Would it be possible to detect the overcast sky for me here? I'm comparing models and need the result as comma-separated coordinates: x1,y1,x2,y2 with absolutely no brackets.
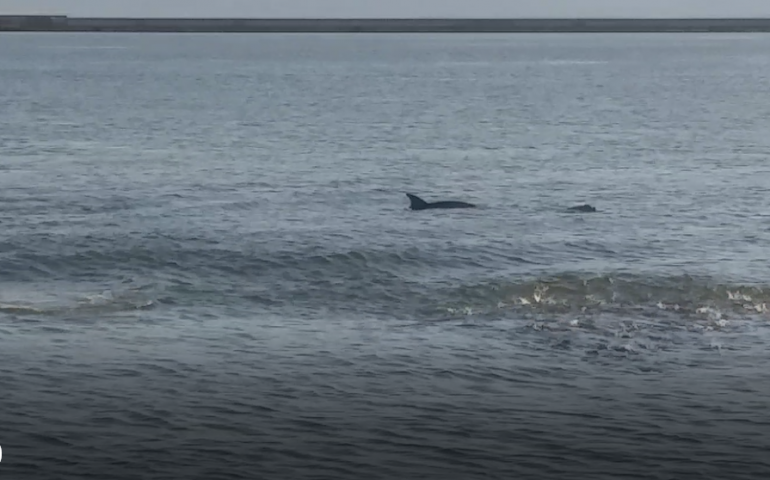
3,0,770,18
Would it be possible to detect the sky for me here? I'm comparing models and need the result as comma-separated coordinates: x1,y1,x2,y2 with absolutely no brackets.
3,0,770,19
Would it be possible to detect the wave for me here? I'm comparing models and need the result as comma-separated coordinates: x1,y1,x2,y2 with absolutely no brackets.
0,234,535,284
1,235,768,323
0,284,158,318
2,260,768,330
434,272,770,323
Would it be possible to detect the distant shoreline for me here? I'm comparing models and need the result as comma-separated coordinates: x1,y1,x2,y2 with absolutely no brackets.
4,16,770,33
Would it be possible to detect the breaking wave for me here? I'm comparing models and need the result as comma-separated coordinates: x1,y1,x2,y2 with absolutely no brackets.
437,273,770,319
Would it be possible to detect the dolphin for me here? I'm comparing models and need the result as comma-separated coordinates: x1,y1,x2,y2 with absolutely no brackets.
567,204,597,213
406,193,476,211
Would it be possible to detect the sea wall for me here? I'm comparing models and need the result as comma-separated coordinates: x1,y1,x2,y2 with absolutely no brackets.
4,16,770,33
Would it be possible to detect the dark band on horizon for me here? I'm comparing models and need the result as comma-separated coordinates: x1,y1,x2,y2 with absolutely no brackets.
4,15,770,33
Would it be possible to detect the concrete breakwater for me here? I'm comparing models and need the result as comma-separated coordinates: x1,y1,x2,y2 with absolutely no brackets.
4,15,770,33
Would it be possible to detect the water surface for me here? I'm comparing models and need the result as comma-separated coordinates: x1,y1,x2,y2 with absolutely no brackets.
1,32,770,479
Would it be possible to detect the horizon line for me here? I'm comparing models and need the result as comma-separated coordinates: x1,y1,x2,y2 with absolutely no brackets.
6,16,770,34
5,15,770,20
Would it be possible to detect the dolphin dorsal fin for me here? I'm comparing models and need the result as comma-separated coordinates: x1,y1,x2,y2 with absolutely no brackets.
406,193,428,209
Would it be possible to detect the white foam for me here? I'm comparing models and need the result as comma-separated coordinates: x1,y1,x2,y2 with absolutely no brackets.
0,303,46,314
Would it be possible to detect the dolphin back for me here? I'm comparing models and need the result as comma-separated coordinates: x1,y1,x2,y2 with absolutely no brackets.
567,204,597,213
406,193,477,210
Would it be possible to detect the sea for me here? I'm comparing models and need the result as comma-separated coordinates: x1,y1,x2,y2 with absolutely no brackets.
1,31,770,480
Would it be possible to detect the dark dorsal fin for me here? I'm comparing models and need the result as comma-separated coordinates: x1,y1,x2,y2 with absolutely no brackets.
406,193,429,210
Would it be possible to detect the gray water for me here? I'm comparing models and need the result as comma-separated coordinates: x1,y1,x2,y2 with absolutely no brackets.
1,32,770,480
